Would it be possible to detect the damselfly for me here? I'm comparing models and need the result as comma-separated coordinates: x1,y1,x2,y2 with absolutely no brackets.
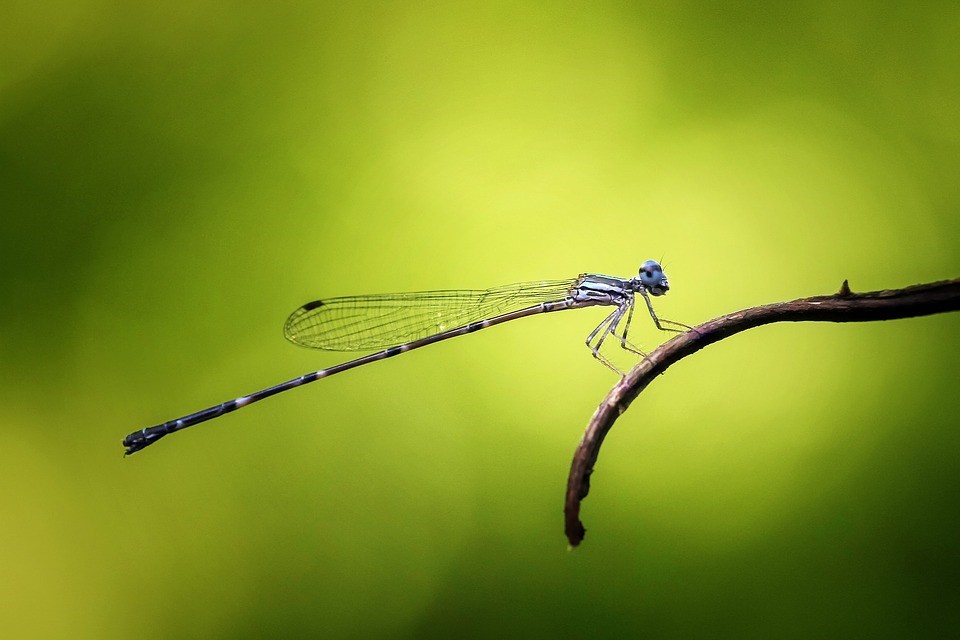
122,260,685,455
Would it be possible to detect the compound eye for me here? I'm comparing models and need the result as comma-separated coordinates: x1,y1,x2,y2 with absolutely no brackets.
640,260,662,277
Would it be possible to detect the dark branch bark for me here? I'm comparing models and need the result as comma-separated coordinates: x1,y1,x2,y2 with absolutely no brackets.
564,277,960,547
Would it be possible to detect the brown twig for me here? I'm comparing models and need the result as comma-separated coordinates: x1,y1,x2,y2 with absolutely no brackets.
564,277,960,547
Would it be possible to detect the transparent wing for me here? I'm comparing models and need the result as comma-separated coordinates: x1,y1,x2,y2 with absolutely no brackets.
284,279,578,351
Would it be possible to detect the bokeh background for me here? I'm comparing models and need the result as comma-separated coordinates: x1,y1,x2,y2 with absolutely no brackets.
2,2,959,638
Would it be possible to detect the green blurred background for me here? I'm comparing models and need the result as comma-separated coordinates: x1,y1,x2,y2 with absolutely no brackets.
2,1,959,638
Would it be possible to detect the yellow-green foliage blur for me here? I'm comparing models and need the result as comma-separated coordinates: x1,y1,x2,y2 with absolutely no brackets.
1,2,958,638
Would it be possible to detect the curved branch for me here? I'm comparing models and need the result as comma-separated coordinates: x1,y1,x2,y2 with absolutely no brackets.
564,277,960,547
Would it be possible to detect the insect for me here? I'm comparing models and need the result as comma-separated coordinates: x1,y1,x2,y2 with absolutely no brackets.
122,260,684,455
